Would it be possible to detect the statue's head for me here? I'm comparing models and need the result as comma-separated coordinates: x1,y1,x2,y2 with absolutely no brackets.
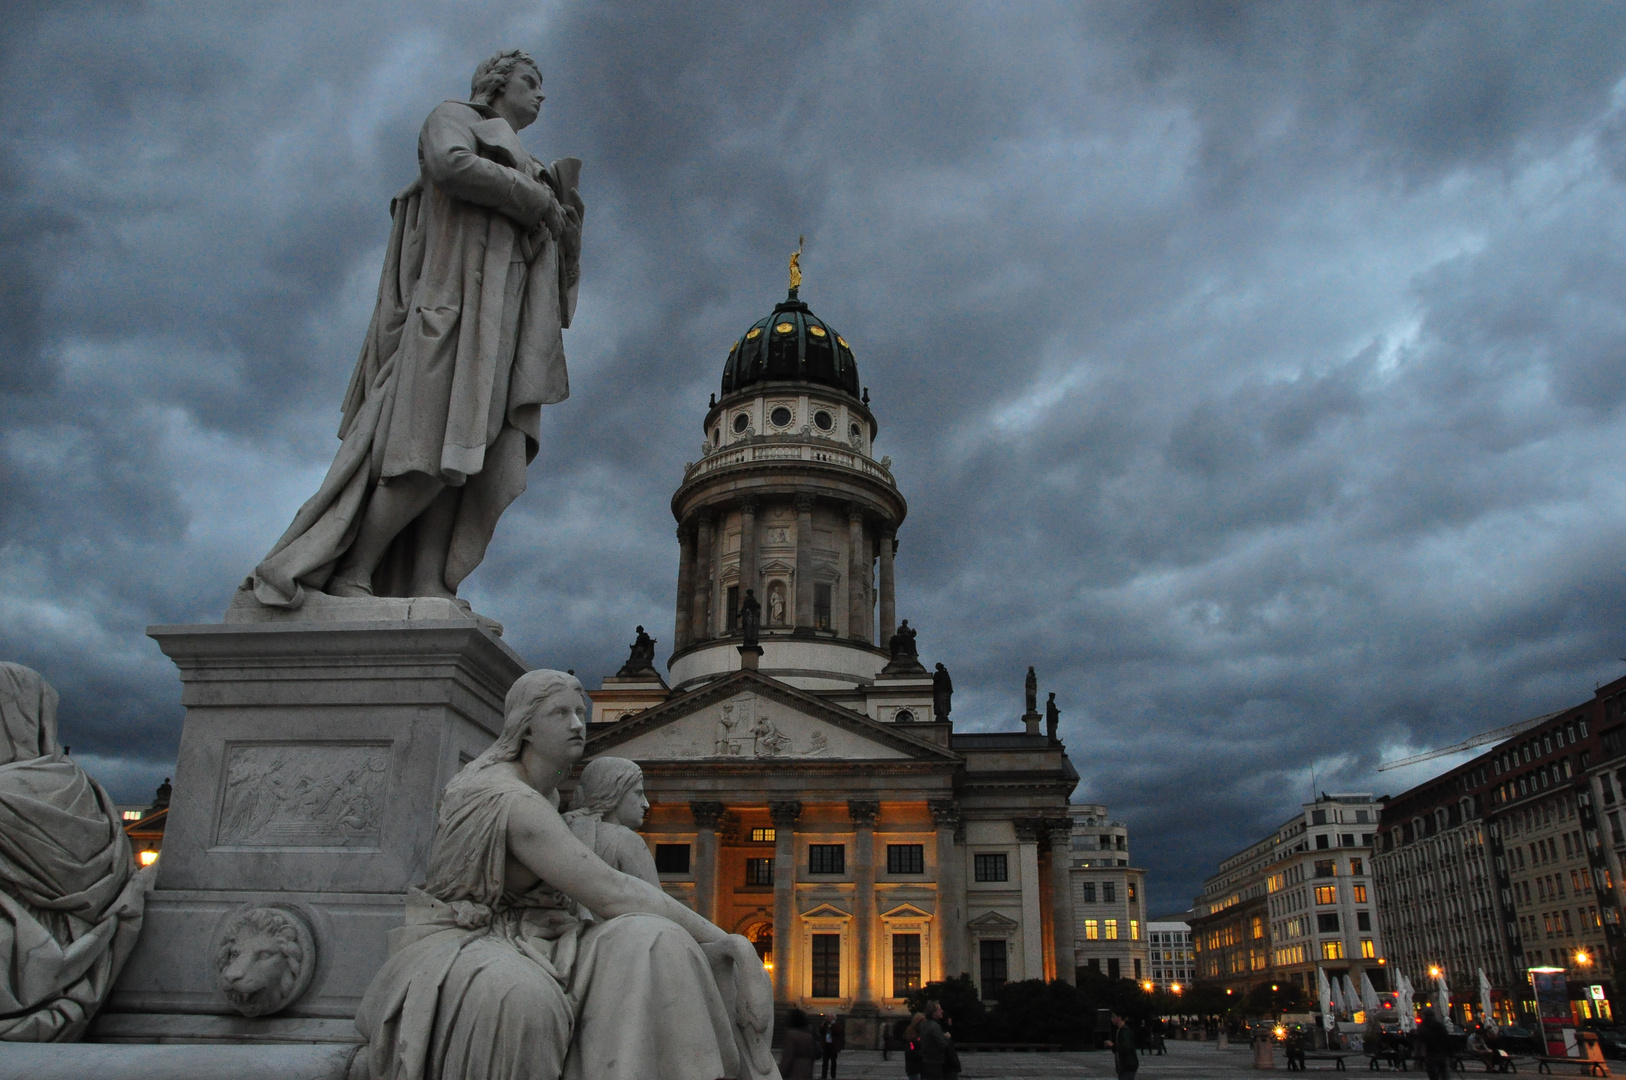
484,668,588,764
215,906,315,1017
569,756,648,827
470,49,544,129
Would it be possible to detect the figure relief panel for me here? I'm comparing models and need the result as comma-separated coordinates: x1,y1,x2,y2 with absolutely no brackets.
214,741,390,849
611,695,910,762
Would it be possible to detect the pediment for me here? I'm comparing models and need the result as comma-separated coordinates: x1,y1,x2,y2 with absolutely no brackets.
588,670,958,764
881,903,933,920
803,902,851,920
967,911,1020,930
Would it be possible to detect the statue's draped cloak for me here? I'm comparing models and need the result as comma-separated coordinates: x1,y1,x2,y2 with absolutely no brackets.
253,100,580,607
0,664,150,1041
354,765,743,1080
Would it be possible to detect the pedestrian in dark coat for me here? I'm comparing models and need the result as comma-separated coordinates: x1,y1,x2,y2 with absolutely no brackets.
903,1013,925,1080
1105,1011,1139,1080
780,1009,818,1080
818,1014,845,1078
1419,1013,1453,1080
919,1002,949,1080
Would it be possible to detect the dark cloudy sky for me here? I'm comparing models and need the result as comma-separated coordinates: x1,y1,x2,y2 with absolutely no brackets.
6,1,1626,914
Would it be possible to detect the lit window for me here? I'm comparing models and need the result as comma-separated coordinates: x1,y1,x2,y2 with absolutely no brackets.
1130,919,1140,940
137,850,158,866
1315,885,1337,905
1360,939,1376,958
1321,941,1344,960
1105,919,1119,940
750,827,775,842
122,810,144,822
1353,884,1367,903
1085,919,1100,940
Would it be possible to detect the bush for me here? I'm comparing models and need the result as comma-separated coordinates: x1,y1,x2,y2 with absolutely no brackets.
904,975,987,1042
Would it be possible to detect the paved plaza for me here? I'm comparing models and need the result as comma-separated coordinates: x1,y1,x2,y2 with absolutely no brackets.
815,1041,1317,1079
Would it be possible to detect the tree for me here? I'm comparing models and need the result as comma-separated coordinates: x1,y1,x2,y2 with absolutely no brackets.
904,975,987,1042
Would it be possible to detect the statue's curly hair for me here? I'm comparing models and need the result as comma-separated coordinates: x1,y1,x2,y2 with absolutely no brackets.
470,49,540,106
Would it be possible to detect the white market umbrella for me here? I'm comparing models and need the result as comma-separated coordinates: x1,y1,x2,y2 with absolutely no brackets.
1343,974,1362,1019
1434,970,1451,1024
1360,970,1382,1017
1478,969,1497,1033
1396,973,1416,1031
1318,967,1337,1030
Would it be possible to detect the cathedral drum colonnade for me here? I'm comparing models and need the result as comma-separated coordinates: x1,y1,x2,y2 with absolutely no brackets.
587,274,1082,1047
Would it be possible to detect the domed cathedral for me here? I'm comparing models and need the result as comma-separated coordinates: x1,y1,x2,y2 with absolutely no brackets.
585,266,1087,1046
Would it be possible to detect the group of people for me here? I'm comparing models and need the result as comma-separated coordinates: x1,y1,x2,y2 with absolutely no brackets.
776,1011,847,1079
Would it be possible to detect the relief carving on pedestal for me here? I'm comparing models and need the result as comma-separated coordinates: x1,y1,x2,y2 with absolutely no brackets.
215,742,389,848
214,904,317,1017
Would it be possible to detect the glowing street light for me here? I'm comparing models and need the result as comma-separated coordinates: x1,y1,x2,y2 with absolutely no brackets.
1577,949,1592,967
1171,983,1183,994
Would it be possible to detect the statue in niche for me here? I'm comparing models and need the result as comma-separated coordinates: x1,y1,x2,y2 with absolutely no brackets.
933,662,953,723
250,49,585,610
0,663,153,1040
1045,691,1060,744
1024,665,1038,715
616,625,658,677
563,757,659,887
740,588,761,646
880,619,925,674
767,585,786,627
354,670,774,1080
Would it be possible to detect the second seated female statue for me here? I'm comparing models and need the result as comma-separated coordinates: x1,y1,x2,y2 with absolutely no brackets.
353,670,776,1080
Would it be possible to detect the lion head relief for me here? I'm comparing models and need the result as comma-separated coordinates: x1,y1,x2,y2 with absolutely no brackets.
214,905,316,1017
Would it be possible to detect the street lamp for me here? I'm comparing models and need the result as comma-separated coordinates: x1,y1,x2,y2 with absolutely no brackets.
1171,983,1183,994
1577,949,1592,968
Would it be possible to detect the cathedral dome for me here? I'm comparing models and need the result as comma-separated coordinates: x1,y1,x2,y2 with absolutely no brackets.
720,290,860,399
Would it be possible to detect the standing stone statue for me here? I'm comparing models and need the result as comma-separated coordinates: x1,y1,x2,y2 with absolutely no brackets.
740,589,761,647
932,662,953,723
0,663,153,1040
354,671,774,1080
1045,691,1060,744
251,49,585,609
616,626,658,677
1024,665,1038,715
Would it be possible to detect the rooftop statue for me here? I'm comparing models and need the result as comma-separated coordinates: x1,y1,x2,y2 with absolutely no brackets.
616,626,658,678
1045,691,1060,744
0,663,152,1040
354,670,774,1080
881,619,926,675
932,662,953,722
251,49,584,609
740,589,762,647
1024,665,1038,715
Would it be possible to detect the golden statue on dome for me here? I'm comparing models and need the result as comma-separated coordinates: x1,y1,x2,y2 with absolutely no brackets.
788,235,804,293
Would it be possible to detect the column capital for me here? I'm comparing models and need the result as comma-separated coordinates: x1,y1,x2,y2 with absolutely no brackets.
769,800,802,828
846,502,867,523
1014,817,1046,844
738,497,759,515
879,522,897,540
690,800,726,829
928,799,960,829
847,799,880,828
794,493,816,512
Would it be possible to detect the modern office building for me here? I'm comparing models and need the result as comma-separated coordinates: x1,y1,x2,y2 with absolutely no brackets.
1147,917,1195,990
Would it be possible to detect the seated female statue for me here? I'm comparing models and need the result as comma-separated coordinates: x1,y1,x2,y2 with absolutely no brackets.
354,669,774,1080
562,756,660,886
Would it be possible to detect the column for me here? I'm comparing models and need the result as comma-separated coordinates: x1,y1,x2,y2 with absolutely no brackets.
794,494,815,634
691,800,724,923
929,799,964,980
770,800,802,1003
1046,816,1077,984
849,799,880,1010
847,505,868,642
877,526,897,643
1015,818,1044,981
738,499,759,626
673,524,695,651
690,514,713,640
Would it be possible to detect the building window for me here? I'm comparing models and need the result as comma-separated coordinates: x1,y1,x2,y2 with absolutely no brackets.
974,853,1008,882
1108,958,1121,979
1134,958,1142,979
811,934,841,997
1130,919,1140,940
1314,860,1336,878
1353,884,1367,903
1314,885,1337,905
1317,913,1340,933
1356,911,1371,931
809,844,845,875
654,844,691,873
1340,833,1355,846
1104,882,1117,903
1082,882,1096,903
1128,882,1137,902
1350,858,1364,875
1105,919,1119,940
1316,834,1330,849
751,827,776,843
726,585,740,633
1360,939,1376,958
745,858,774,886
979,940,1007,999
892,933,921,995
813,583,832,630
1085,919,1100,940
887,844,924,875
1322,941,1344,960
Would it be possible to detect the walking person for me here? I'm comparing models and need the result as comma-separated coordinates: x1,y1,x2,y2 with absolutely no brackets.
1105,1011,1140,1080
903,1013,925,1080
919,1001,949,1080
1418,1012,1453,1080
780,1009,818,1080
818,1013,845,1078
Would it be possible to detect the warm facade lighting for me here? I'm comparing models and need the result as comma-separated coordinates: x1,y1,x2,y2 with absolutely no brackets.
137,850,158,867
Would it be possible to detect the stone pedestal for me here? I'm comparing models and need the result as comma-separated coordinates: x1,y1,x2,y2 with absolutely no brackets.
105,617,526,1027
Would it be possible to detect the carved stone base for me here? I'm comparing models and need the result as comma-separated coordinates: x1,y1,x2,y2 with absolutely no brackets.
107,619,526,1020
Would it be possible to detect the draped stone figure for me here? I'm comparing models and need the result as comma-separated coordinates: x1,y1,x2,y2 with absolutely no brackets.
562,757,659,887
353,670,776,1080
0,663,152,1041
251,49,584,609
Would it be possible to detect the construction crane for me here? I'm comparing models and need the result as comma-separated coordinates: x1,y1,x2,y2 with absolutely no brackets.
1374,708,1566,772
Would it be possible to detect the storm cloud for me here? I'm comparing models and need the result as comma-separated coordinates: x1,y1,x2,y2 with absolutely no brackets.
4,1,1626,913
